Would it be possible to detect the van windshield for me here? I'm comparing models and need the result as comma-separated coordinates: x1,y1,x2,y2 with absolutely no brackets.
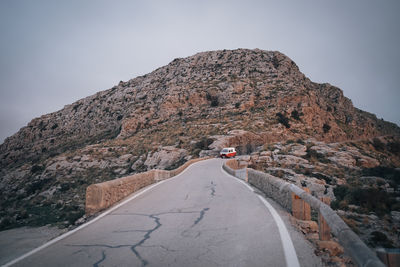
221,148,228,152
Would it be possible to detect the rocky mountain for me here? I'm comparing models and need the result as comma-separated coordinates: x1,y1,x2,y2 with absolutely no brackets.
1,48,399,230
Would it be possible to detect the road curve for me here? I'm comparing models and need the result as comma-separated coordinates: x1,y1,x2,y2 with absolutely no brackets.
9,158,318,267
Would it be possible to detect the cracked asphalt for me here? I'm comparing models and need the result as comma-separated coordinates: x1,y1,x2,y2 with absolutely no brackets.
11,159,321,267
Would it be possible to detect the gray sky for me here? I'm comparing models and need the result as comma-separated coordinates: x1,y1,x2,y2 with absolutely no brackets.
1,0,399,143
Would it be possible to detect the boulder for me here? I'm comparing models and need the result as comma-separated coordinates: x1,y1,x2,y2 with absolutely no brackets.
317,240,344,257
260,151,272,157
295,219,319,234
310,145,336,156
328,152,357,168
391,211,400,224
273,155,309,166
356,156,380,168
289,144,307,157
199,150,218,158
144,146,188,170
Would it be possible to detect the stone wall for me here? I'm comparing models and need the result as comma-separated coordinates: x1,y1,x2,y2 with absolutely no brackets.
247,168,292,211
225,159,240,170
86,157,208,215
169,157,209,177
223,159,248,180
222,162,236,177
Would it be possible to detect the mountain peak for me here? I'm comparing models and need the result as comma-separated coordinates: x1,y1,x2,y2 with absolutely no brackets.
1,49,398,170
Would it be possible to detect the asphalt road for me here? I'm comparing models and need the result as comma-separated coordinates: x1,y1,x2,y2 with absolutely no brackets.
7,158,321,267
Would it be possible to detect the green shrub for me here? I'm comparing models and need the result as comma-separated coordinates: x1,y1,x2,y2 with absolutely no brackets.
369,231,394,248
388,141,400,154
323,123,331,133
333,185,395,216
331,200,340,210
333,185,349,200
372,138,385,151
60,183,70,192
64,210,85,224
206,93,219,107
276,112,290,128
31,165,45,174
194,138,214,150
0,216,14,230
296,139,305,145
304,147,330,163
26,178,52,195
210,97,219,107
312,172,333,184
272,55,280,69
362,167,400,186
291,110,301,121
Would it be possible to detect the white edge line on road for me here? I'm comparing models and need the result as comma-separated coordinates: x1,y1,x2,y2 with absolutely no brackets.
257,196,300,267
221,165,300,267
236,178,254,192
220,165,254,192
3,158,211,267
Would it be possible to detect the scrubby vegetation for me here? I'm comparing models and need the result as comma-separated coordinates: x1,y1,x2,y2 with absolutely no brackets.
331,185,397,216
276,112,290,128
291,110,302,121
323,123,331,133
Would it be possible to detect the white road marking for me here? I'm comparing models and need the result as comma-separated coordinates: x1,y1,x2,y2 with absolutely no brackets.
220,165,253,191
235,177,254,192
258,196,300,267
3,159,211,267
221,165,300,267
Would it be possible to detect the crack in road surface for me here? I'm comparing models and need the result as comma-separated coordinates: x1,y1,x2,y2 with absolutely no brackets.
181,207,210,239
66,244,133,267
66,208,210,266
130,214,161,266
207,181,216,197
93,251,106,267
193,208,210,226
211,181,216,197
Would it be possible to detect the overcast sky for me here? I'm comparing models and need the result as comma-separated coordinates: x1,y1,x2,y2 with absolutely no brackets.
1,0,399,144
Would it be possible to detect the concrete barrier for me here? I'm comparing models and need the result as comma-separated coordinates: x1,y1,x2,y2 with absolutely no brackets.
86,157,209,215
223,161,385,267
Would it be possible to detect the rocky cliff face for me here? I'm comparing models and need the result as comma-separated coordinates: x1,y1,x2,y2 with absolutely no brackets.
0,48,399,230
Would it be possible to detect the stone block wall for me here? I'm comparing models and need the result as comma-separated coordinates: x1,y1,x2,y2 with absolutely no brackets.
86,157,209,215
225,159,240,170
247,168,292,211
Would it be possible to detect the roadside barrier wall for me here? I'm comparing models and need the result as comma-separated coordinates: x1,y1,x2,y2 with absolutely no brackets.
85,157,209,215
223,159,385,267
222,159,248,181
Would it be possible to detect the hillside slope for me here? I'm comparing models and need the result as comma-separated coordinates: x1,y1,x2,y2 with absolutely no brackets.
0,49,399,230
